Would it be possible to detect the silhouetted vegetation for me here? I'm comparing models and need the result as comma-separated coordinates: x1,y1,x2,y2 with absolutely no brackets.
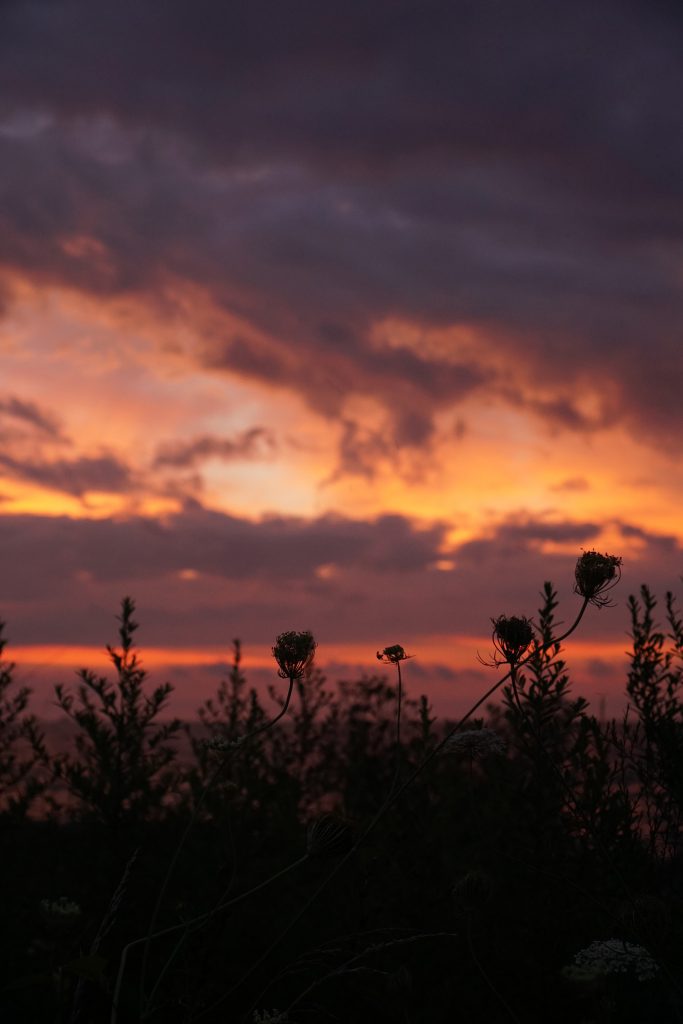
2,562,683,1023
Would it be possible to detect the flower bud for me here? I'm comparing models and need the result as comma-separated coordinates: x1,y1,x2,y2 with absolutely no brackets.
272,631,316,679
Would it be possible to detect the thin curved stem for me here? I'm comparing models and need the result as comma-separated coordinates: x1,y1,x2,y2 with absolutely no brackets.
112,853,308,1024
142,853,308,1020
133,676,296,1019
388,660,404,796
280,931,459,1023
465,914,522,1024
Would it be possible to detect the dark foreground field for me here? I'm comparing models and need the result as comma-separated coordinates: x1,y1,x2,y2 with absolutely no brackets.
2,571,683,1023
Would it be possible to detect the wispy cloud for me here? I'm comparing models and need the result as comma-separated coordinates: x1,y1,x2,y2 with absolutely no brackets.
152,427,277,469
0,452,135,497
0,395,65,438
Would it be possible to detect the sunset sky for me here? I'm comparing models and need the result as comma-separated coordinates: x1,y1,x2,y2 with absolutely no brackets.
1,0,681,720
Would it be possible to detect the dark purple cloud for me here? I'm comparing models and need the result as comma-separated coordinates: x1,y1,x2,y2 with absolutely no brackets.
2,0,682,186
455,519,603,562
0,452,134,496
0,395,64,438
0,503,679,648
152,427,277,469
0,502,448,592
0,0,682,451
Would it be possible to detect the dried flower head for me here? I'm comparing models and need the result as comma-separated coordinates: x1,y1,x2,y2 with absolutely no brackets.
203,736,243,753
376,644,411,664
574,550,622,607
40,896,82,937
40,897,81,919
489,615,534,666
442,728,506,759
252,1011,288,1024
306,813,354,859
272,630,316,679
572,938,659,982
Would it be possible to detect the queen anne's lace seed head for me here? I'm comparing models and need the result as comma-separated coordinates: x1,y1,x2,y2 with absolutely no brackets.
376,644,412,663
572,938,659,982
40,897,81,919
574,550,622,607
203,736,243,753
272,631,316,679
40,897,82,936
442,728,506,759
491,615,534,665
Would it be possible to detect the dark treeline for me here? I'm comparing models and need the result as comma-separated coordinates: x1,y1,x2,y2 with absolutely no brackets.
1,568,683,1023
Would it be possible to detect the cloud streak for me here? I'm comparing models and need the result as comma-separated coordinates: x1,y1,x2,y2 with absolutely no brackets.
152,427,277,469
0,503,678,647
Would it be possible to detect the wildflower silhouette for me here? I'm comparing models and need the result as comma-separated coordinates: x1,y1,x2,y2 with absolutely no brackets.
574,549,622,607
273,630,317,680
376,644,411,664
377,643,412,791
490,615,535,666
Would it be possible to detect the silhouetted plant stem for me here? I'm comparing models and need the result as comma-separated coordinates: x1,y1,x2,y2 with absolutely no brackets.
390,658,403,794
112,851,308,1024
144,855,308,1022
376,646,410,796
137,675,297,1019
189,599,591,1021
279,931,459,1023
465,913,522,1024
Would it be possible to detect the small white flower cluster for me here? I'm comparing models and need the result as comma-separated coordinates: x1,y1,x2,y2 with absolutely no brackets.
573,939,659,982
203,736,242,752
252,1011,287,1023
442,728,506,758
40,896,81,918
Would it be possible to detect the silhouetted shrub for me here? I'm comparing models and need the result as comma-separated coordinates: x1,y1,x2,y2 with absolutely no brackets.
0,619,46,817
51,597,182,828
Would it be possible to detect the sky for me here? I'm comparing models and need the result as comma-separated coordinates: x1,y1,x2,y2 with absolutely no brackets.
0,0,681,721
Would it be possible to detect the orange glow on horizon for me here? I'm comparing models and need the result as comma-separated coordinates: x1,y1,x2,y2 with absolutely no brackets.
11,636,630,672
